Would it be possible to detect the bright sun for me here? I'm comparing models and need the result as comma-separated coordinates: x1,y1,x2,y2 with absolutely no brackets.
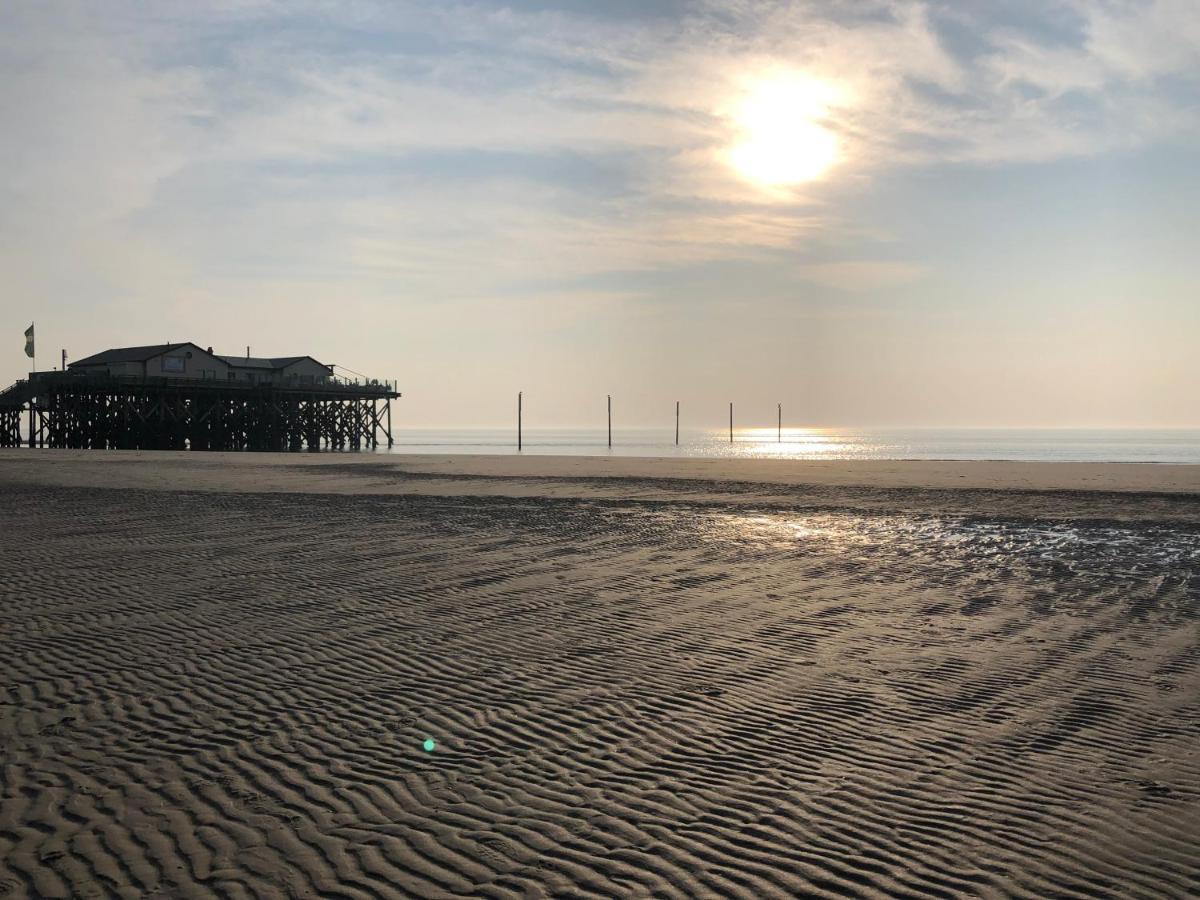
728,73,840,187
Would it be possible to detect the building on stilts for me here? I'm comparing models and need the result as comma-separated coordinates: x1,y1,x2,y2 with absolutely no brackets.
0,342,398,451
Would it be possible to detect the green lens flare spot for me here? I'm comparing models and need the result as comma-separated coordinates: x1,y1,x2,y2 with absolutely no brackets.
422,738,436,753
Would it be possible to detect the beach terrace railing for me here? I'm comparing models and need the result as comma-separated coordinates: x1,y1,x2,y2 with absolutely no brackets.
23,370,399,396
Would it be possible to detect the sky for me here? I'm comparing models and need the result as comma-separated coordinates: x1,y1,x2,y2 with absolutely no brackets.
1,0,1198,428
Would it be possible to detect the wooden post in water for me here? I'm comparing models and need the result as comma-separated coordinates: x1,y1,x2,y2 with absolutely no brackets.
729,402,733,443
778,402,782,442
518,391,523,451
675,401,679,446
607,394,612,448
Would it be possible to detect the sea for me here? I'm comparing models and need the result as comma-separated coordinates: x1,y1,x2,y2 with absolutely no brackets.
381,427,1200,464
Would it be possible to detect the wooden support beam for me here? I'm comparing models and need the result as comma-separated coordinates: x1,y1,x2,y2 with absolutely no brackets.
4,376,399,454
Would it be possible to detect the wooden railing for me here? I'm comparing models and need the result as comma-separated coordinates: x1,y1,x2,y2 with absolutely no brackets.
25,371,399,396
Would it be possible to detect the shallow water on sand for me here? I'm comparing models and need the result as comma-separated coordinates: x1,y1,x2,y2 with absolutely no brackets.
711,509,1200,583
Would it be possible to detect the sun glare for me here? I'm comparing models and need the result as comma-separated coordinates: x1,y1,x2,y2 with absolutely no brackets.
728,73,840,188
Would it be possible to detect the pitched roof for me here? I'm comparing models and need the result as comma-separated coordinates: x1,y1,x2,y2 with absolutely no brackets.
69,344,328,371
217,355,317,370
71,343,191,367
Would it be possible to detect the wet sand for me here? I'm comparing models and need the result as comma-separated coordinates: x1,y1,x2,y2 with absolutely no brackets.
2,449,1200,523
1,451,1199,897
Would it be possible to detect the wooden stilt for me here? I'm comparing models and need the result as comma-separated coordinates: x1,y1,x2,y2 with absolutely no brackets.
1,373,399,453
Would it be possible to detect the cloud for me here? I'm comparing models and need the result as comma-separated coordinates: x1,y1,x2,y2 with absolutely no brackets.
0,17,201,230
0,0,1196,320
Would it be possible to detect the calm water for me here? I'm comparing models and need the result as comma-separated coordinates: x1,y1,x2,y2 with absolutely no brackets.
384,427,1200,463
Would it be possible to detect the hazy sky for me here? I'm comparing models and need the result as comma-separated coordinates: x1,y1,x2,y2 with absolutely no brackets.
2,0,1197,428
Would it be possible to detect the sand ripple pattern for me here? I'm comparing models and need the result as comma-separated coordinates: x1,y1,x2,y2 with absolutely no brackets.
1,486,1199,898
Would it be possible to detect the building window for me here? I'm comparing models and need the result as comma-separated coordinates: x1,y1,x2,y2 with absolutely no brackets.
162,357,185,373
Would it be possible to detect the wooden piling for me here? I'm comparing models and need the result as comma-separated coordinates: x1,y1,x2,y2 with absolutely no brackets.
0,373,398,452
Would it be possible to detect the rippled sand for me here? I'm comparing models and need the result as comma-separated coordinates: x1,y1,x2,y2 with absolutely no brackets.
1,453,1198,898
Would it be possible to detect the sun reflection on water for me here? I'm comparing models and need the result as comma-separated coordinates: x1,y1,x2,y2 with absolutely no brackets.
715,427,874,459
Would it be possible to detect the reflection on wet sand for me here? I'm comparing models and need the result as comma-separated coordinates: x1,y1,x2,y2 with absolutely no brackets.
712,508,1200,588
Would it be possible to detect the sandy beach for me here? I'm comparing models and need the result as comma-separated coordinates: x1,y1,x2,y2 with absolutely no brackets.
2,450,1198,898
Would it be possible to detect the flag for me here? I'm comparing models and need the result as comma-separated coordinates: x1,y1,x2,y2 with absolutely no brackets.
24,323,34,359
